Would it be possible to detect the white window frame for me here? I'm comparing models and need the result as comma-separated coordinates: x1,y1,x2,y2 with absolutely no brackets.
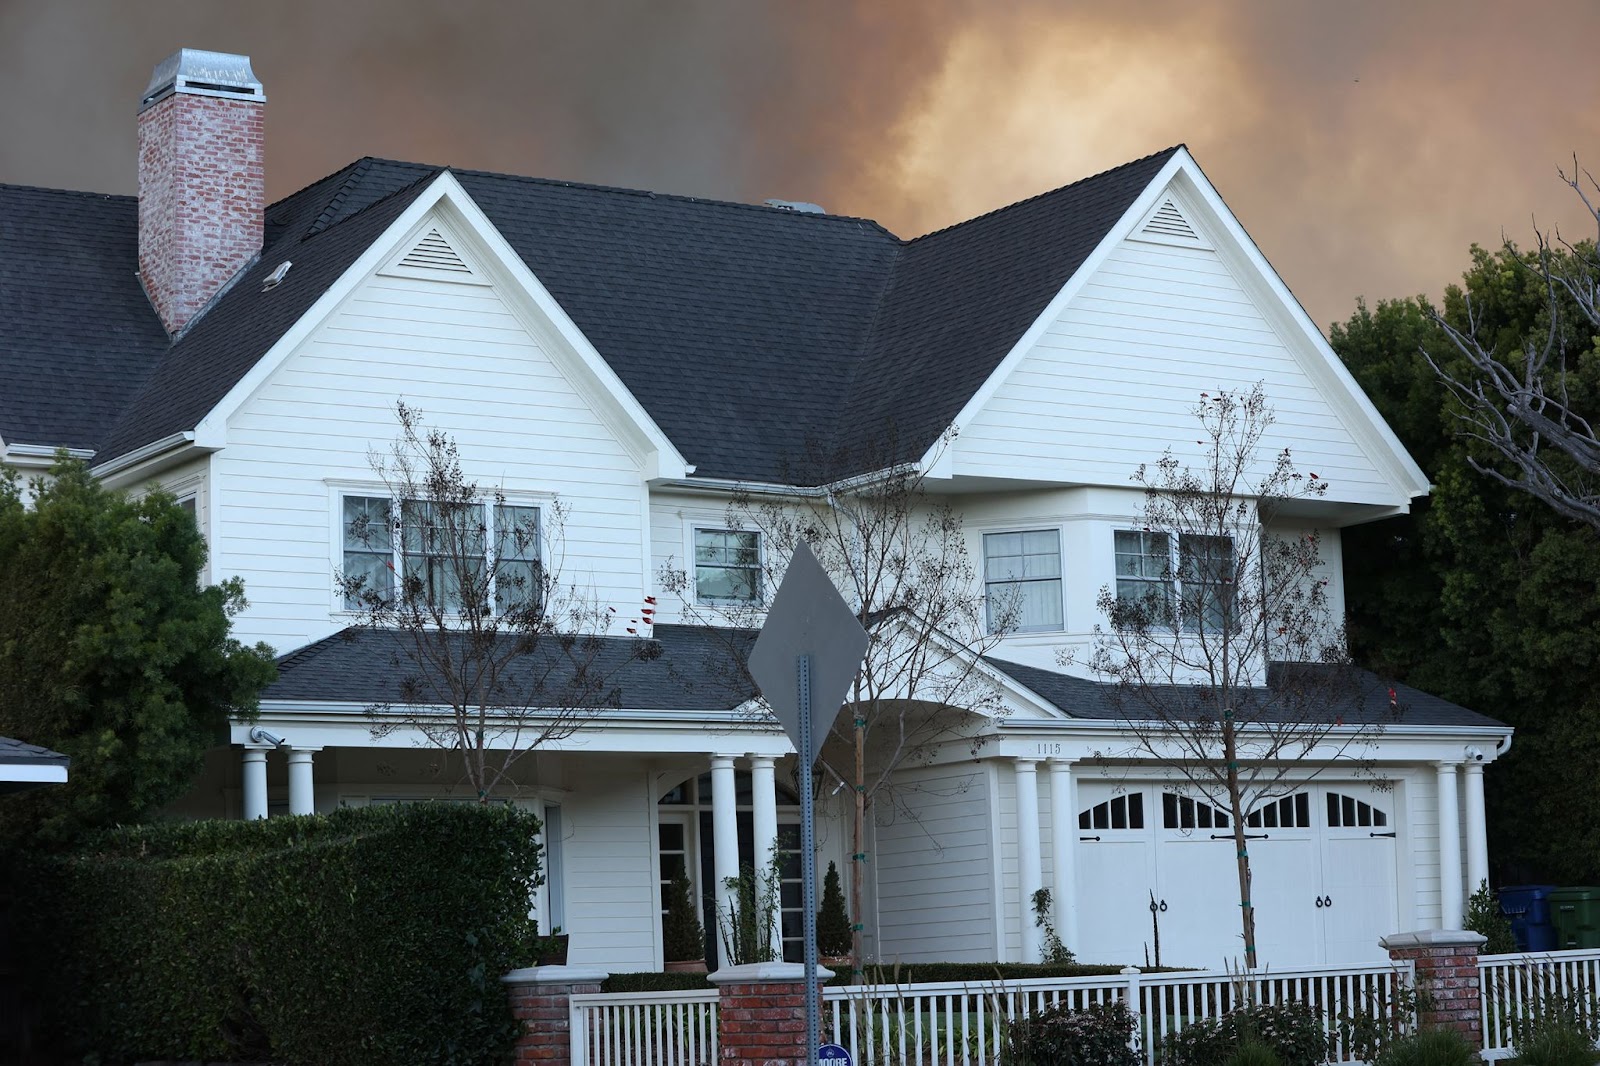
691,526,764,607
1111,529,1236,634
981,526,1065,634
328,482,550,617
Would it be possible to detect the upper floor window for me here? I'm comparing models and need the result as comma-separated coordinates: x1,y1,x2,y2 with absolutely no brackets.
694,528,762,605
1112,530,1235,633
983,529,1062,633
342,494,540,614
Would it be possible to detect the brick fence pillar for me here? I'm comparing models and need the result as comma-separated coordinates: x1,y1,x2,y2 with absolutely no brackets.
1381,930,1487,1044
502,964,608,1066
710,962,834,1066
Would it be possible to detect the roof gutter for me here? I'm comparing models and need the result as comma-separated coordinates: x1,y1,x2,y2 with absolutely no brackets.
1,443,96,468
89,432,195,480
657,461,924,500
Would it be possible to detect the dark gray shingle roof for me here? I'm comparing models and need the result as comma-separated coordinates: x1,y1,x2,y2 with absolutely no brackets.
983,656,1507,729
0,735,70,767
0,185,170,450
4,147,1180,480
264,624,757,713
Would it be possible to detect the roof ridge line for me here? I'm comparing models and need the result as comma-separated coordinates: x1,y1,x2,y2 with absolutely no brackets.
0,181,135,201
905,144,1185,246
350,155,902,237
295,167,441,244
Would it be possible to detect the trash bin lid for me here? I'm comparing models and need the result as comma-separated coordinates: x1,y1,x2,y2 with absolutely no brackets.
1548,887,1600,901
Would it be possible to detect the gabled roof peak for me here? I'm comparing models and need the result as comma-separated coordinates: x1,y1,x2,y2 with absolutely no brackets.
907,144,1186,246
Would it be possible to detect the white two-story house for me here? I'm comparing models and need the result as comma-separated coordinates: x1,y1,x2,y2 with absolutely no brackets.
0,49,1510,974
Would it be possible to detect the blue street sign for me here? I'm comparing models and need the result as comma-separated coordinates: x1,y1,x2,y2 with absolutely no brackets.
818,1044,852,1066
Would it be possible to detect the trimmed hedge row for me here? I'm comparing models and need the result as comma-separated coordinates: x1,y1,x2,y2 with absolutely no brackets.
16,803,542,1065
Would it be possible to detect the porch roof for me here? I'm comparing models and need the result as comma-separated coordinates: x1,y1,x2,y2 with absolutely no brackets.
264,624,758,712
983,657,1507,730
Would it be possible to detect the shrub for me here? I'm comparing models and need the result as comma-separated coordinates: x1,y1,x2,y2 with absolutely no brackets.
1160,1002,1329,1066
1466,880,1517,955
1225,1038,1284,1066
16,803,541,1065
1005,999,1140,1066
1510,1021,1600,1066
818,860,852,958
1373,1028,1482,1066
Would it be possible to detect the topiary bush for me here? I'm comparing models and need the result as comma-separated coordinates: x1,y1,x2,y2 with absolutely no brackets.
16,802,542,1065
817,860,852,959
1373,1027,1482,1066
1160,1002,1330,1066
662,867,705,963
1005,999,1140,1066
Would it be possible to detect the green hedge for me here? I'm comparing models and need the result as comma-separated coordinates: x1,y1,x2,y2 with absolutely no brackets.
16,803,542,1065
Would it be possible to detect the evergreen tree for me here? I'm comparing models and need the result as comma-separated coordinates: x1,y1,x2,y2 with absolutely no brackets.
817,860,851,959
0,460,276,847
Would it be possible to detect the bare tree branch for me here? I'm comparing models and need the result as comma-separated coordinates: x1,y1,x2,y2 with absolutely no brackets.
337,401,659,802
1076,385,1394,969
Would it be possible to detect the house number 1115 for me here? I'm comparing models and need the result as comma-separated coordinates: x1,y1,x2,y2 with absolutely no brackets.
1035,743,1063,756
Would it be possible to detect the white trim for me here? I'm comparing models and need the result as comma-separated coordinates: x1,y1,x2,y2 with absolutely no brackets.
978,523,1067,635
686,521,765,609
0,763,69,784
89,432,194,480
189,172,689,478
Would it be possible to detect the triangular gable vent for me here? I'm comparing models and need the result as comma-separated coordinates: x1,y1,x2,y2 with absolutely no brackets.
400,229,471,272
1133,199,1208,248
380,227,487,284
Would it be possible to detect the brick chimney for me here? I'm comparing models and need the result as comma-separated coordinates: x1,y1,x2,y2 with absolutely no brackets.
138,48,265,335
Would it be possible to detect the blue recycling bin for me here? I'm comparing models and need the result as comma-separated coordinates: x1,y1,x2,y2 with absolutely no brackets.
1499,884,1559,951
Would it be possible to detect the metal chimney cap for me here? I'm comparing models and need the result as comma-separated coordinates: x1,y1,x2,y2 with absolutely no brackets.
141,48,264,112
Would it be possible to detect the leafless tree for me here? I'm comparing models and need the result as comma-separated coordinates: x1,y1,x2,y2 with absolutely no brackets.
1079,386,1393,969
1428,159,1600,530
339,402,659,801
661,428,1010,977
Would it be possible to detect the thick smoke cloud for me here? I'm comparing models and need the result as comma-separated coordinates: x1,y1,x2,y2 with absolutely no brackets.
0,0,1596,328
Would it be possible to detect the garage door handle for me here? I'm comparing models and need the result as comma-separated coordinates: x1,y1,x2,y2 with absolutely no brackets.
1370,831,1396,838
1149,899,1168,913
1315,895,1332,908
1212,833,1269,840
1080,835,1101,842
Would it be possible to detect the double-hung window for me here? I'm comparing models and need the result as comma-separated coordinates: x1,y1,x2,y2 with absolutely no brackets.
983,529,1063,633
694,528,762,605
1112,530,1235,632
341,494,540,615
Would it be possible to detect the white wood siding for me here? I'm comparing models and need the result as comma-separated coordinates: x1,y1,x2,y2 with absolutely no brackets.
873,765,997,963
214,269,646,654
954,240,1400,506
559,762,660,970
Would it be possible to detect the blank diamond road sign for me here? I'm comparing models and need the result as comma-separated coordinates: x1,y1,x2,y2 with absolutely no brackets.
747,541,869,766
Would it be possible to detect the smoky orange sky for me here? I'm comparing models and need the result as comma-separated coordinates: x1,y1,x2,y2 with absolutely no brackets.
1,0,1596,331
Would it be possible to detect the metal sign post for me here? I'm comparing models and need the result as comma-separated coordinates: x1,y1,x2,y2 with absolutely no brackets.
747,543,870,1066
797,654,819,1064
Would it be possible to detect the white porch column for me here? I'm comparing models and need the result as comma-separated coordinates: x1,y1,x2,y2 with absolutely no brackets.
286,747,319,816
1015,758,1043,963
1048,758,1078,952
241,745,269,821
1437,761,1464,929
1463,761,1489,899
749,754,782,960
710,754,741,967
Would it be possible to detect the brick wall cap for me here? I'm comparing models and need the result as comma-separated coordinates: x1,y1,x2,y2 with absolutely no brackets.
709,962,833,986
1381,930,1488,950
503,964,611,986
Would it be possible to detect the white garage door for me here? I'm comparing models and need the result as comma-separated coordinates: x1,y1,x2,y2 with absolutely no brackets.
1073,784,1396,969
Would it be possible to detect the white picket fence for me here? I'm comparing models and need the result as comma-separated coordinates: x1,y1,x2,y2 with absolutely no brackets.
1479,947,1600,1060
568,962,1413,1066
570,987,719,1066
823,963,1411,1066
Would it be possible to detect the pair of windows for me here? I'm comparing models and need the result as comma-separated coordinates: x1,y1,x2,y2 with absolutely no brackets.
1113,530,1235,633
341,495,540,614
982,528,1236,634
